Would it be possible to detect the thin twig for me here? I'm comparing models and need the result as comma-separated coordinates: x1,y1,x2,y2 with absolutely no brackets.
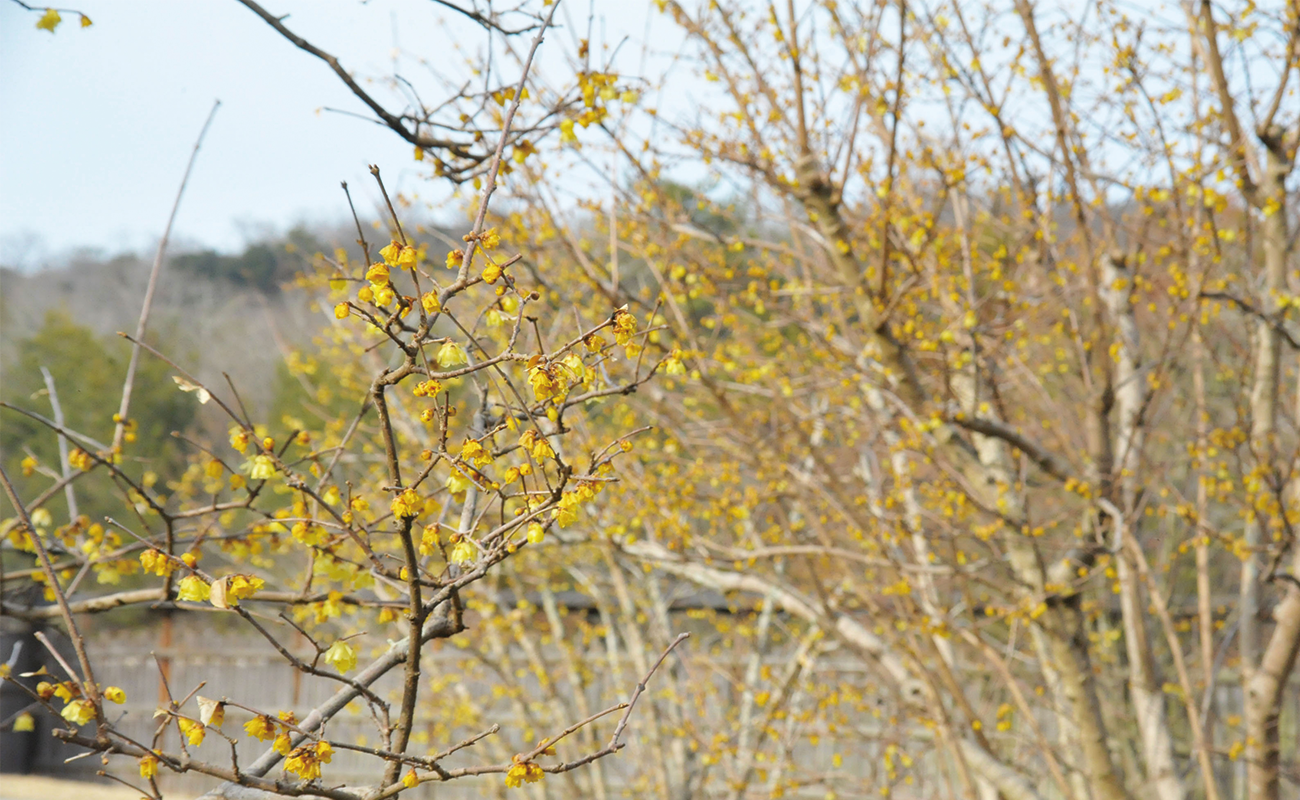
112,99,220,452
0,464,100,714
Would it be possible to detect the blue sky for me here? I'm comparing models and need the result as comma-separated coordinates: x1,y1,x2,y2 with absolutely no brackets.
0,0,661,268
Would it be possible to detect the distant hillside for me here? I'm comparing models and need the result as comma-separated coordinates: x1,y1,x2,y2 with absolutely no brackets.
0,232,333,422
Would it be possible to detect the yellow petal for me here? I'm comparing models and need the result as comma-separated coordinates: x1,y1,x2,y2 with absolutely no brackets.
36,8,61,32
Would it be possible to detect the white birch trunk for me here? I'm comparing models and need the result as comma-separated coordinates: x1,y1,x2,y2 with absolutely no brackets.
1100,253,1184,800
1245,147,1300,800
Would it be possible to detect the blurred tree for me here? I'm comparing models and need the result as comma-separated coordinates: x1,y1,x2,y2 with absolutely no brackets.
1,310,197,523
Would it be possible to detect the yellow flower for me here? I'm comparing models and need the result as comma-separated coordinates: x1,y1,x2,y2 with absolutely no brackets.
68,448,93,471
519,430,555,462
449,535,478,566
446,469,472,500
526,522,545,544
245,715,277,741
315,740,333,763
13,712,35,732
421,291,441,314
505,759,544,788
460,439,492,468
61,700,95,727
139,754,159,778
20,455,37,476
229,428,251,453
177,575,210,603
292,521,325,546
437,340,468,367
227,574,264,601
403,769,421,788
379,241,402,266
391,488,421,519
140,549,174,577
413,379,442,397
35,8,61,32
374,285,396,307
664,349,686,376
103,686,126,704
397,245,417,269
366,262,390,284
323,640,357,674
333,303,350,320
480,228,501,250
284,745,322,780
273,730,293,755
505,763,525,788
445,249,464,269
357,285,374,303
559,353,586,383
178,717,206,746
482,262,503,283
512,139,536,164
552,492,581,528
560,118,577,143
244,455,276,481
528,365,558,402
611,308,637,345
419,525,440,556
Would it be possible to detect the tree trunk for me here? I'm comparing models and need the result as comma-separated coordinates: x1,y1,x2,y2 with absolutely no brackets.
1101,253,1184,800
1245,148,1300,800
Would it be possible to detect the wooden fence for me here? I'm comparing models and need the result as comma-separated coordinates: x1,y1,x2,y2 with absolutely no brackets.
5,611,1298,799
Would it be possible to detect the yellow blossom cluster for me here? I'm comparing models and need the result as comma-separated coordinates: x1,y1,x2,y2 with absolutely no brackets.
284,740,333,781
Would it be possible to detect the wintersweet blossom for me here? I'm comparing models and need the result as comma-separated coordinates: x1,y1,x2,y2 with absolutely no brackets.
178,717,205,746
324,640,357,673
60,700,95,726
139,754,159,778
391,488,421,519
177,575,210,603
449,534,478,565
244,715,276,741
284,745,323,780
437,340,468,367
505,758,544,788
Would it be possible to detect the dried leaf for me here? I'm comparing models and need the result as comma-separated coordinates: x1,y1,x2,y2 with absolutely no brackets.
208,577,230,610
172,376,211,404
196,696,225,728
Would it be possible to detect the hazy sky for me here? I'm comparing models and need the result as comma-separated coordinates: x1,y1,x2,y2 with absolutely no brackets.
1,0,660,267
